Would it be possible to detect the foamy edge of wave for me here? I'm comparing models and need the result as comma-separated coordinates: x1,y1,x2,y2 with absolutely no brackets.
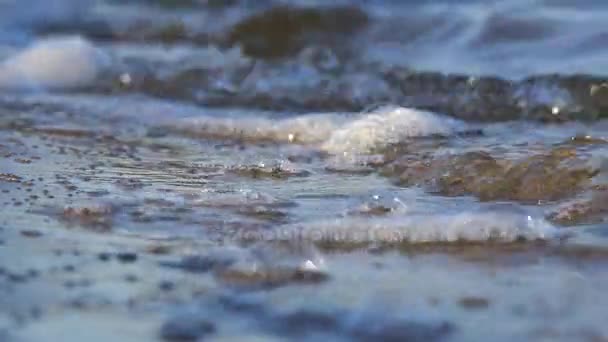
234,211,557,244
179,105,466,154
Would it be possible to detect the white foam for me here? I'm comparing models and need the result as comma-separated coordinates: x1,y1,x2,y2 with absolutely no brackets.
180,112,348,145
321,106,465,154
0,36,109,91
180,106,465,154
284,211,556,244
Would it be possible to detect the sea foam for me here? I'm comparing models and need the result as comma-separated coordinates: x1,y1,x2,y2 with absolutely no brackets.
0,36,109,91
180,105,465,154
321,106,465,154
284,211,556,244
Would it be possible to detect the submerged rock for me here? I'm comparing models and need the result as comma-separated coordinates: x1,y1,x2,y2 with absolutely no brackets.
271,309,454,342
217,266,328,290
388,148,597,203
160,314,215,341
61,203,115,231
547,190,608,226
229,163,311,180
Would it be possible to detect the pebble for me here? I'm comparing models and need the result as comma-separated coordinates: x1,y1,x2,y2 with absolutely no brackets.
63,265,76,272
97,252,111,262
159,280,176,292
20,229,43,238
124,274,139,283
160,314,216,341
160,255,233,273
458,297,490,310
116,252,138,263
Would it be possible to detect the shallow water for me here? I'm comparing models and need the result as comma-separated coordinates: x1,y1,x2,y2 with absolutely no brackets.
1,1,608,341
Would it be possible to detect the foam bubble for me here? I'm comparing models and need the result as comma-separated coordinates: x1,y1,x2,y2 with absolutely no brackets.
0,36,109,91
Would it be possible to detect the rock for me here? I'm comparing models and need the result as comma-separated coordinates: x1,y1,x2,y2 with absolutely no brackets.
458,296,490,310
97,252,111,262
389,148,597,203
0,173,22,183
227,5,369,58
62,203,114,231
160,255,234,273
547,190,608,226
20,229,43,238
275,310,339,336
124,274,139,283
217,267,328,290
116,252,138,263
230,164,311,180
159,280,176,292
349,318,454,342
237,206,288,222
160,314,215,341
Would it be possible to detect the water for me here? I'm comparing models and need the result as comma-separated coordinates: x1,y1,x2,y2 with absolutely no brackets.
1,1,608,341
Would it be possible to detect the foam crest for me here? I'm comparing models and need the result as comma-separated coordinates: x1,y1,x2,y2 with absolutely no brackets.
180,106,464,153
285,211,556,244
0,36,109,91
321,106,465,153
180,112,347,145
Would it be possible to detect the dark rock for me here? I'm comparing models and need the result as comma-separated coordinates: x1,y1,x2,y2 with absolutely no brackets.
230,164,311,180
7,272,28,283
62,203,114,231
159,280,176,292
458,297,490,310
160,314,215,341
0,173,22,183
237,206,288,222
160,255,234,273
116,252,138,263
217,267,328,290
98,252,112,262
124,274,139,283
389,148,597,203
63,265,76,272
547,190,608,226
275,310,339,336
228,5,369,58
146,244,172,255
350,319,454,342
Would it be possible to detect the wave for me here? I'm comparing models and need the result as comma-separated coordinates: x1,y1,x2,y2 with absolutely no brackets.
177,105,466,153
281,210,556,244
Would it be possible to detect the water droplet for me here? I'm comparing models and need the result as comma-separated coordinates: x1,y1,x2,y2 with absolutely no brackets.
119,73,132,85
